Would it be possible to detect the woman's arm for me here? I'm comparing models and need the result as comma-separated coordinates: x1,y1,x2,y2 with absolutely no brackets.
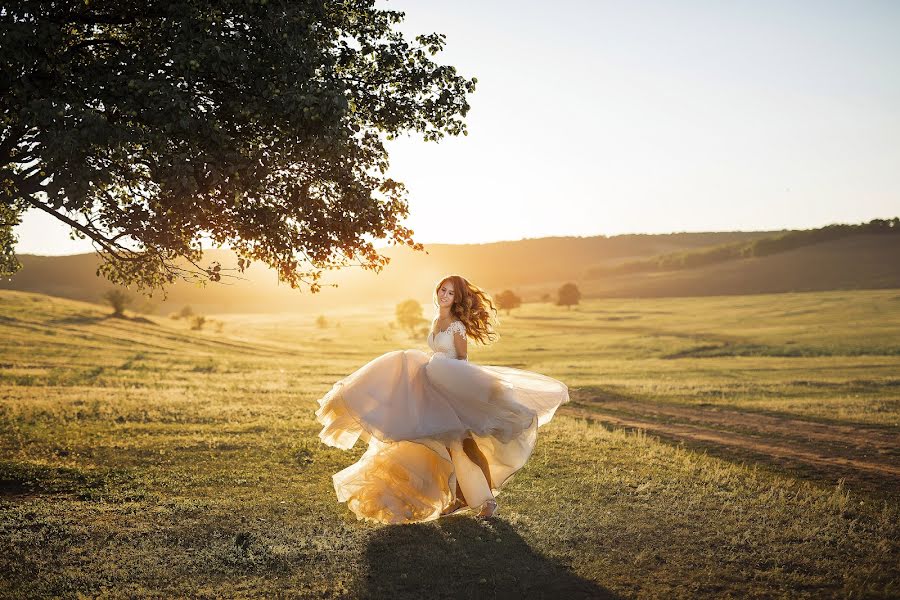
453,330,468,361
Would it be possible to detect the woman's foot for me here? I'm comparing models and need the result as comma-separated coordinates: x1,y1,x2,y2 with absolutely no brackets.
476,498,498,519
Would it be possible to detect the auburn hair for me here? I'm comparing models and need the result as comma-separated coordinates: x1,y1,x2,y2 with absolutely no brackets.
433,274,499,345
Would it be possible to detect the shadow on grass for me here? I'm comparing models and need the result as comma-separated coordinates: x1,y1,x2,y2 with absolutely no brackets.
48,313,158,325
0,461,148,502
357,517,618,599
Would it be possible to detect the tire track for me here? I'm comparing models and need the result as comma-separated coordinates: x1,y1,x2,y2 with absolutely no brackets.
562,395,900,496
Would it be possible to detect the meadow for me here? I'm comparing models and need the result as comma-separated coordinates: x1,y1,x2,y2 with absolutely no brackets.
0,288,898,598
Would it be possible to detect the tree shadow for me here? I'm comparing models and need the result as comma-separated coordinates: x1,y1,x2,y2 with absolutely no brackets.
44,314,107,325
47,314,158,325
356,516,619,599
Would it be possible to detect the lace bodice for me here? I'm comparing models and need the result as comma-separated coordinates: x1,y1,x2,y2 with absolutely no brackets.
427,319,467,360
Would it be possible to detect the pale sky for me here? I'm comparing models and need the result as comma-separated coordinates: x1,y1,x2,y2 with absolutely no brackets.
15,0,900,254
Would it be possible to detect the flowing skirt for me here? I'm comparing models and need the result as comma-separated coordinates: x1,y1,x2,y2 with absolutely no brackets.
315,349,569,524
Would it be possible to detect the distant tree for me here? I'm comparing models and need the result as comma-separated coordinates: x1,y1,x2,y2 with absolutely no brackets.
0,2,475,294
495,290,522,316
556,283,581,310
101,289,132,318
396,299,426,334
315,315,329,329
177,306,195,320
190,315,206,331
541,293,551,302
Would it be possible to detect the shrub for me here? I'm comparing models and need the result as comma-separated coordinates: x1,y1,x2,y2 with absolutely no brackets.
101,289,132,317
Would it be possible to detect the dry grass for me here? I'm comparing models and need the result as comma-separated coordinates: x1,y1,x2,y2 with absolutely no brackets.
0,288,898,598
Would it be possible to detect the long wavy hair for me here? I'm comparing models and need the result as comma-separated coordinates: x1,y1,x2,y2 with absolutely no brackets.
433,275,499,345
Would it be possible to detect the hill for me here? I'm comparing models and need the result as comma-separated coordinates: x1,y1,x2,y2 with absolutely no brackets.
1,230,774,313
590,218,899,276
3,221,898,313
581,233,900,298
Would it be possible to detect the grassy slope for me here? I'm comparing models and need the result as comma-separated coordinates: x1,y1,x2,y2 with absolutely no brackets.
0,290,898,598
591,219,899,276
580,234,900,298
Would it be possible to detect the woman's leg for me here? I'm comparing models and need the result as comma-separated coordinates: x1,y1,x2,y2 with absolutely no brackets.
462,437,493,487
449,438,494,509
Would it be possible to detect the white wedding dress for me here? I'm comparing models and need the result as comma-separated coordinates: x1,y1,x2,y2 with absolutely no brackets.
315,319,569,524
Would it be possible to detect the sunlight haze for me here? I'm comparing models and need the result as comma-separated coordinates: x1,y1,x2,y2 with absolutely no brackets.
13,0,900,255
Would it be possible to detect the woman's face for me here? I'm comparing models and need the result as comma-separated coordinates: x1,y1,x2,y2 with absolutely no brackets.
437,280,455,309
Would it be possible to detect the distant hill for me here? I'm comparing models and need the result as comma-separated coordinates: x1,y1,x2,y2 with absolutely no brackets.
3,224,898,312
589,218,899,276
579,234,900,298
1,230,773,313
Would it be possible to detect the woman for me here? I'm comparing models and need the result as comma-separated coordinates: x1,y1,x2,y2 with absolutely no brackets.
315,275,569,524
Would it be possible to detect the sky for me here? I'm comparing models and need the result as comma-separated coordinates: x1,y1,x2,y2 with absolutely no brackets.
14,0,900,254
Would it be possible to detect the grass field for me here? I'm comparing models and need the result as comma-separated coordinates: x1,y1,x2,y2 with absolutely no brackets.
1,288,898,598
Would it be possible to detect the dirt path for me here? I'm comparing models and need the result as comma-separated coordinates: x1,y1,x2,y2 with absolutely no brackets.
563,391,900,498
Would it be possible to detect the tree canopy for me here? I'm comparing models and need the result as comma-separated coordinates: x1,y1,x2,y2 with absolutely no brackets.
494,289,521,315
395,298,424,334
0,0,475,294
556,282,581,309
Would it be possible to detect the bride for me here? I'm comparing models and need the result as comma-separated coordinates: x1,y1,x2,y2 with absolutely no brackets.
315,275,569,524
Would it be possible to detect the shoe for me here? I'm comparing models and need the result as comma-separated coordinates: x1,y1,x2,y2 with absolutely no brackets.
476,498,498,519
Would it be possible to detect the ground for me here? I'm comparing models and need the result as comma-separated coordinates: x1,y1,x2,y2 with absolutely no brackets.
0,289,897,598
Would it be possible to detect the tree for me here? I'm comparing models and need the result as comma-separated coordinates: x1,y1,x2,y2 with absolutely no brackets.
315,315,328,329
495,289,522,316
556,283,581,310
0,1,476,294
0,203,20,277
101,289,132,317
395,299,425,334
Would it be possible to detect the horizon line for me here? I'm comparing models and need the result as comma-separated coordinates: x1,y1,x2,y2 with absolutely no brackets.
16,216,896,258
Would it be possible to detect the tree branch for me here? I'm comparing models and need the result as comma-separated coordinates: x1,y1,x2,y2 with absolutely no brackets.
43,11,168,26
20,196,139,263
63,38,130,60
